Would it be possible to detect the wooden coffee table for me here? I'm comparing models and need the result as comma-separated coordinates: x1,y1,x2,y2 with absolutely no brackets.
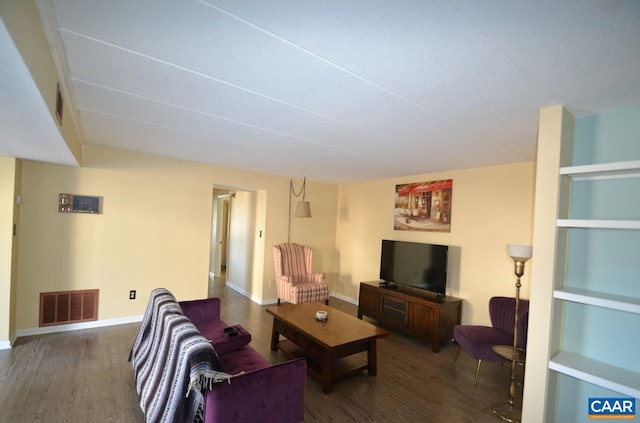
266,302,389,393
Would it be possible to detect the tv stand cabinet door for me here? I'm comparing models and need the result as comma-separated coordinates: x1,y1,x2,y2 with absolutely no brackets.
358,283,381,319
380,295,407,327
408,302,435,342
410,301,461,352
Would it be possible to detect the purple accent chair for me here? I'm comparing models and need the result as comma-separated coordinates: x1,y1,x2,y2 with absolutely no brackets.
453,296,529,385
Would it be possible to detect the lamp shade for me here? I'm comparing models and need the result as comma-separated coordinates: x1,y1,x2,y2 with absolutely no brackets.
507,244,532,261
294,201,312,218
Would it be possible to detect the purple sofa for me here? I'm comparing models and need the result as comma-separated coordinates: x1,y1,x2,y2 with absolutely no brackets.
178,297,306,423
131,290,306,423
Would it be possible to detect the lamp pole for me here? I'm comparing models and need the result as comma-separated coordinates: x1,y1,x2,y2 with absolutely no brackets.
493,245,532,423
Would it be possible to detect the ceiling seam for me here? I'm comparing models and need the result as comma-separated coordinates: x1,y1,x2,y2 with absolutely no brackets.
79,106,371,182
77,105,380,163
72,78,381,156
72,78,396,162
59,28,403,146
194,2,515,149
196,0,445,117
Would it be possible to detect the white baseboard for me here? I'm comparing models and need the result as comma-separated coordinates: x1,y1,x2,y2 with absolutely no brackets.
332,292,358,305
15,315,144,339
261,297,279,305
1,331,20,350
225,281,278,305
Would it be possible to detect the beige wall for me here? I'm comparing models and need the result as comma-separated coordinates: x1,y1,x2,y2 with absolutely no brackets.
335,162,535,325
14,145,338,332
226,189,264,299
17,147,214,329
11,141,533,334
521,106,574,422
9,159,21,341
10,144,534,337
0,158,19,345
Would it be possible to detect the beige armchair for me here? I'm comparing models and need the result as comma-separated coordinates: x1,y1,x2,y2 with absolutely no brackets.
273,243,329,305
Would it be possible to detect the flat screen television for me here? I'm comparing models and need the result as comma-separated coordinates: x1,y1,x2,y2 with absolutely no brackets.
379,240,449,296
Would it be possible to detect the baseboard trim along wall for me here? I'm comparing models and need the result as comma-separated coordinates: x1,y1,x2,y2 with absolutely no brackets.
225,281,279,306
13,315,144,345
332,292,358,306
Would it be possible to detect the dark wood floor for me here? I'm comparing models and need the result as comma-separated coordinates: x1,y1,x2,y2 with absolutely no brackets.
0,279,522,422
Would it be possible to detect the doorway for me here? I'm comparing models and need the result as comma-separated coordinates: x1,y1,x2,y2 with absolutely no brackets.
208,187,268,302
210,190,233,282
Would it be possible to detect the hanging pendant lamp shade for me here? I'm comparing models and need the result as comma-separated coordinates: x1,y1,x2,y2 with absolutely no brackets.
294,200,312,218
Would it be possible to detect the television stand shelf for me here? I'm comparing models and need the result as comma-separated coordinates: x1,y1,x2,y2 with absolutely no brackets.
357,281,462,352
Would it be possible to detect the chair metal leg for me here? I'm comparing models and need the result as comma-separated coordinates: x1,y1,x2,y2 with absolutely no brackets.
474,359,482,386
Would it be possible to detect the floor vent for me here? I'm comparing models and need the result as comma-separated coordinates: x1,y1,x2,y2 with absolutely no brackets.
39,289,99,327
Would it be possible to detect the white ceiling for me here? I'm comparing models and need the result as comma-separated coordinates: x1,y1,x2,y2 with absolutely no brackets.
5,1,640,183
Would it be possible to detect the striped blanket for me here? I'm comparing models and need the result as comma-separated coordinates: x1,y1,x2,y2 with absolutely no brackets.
130,289,234,423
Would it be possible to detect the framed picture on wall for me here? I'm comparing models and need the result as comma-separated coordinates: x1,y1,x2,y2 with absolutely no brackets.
394,179,452,232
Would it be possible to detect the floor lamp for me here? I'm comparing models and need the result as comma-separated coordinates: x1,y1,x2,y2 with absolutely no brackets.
492,244,532,423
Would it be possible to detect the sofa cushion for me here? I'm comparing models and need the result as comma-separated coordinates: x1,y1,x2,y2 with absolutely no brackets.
219,346,271,374
180,297,221,327
198,323,252,355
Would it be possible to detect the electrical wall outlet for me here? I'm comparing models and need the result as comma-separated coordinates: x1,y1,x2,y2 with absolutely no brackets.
268,280,273,287
129,290,136,300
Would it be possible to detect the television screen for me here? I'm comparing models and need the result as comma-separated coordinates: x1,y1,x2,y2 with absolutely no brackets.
379,240,449,296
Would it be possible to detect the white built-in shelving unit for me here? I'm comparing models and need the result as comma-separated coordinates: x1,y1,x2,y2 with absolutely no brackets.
549,351,640,399
549,150,640,415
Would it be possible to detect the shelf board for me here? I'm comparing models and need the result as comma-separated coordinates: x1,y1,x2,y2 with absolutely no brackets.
554,287,640,314
560,160,640,180
549,351,640,399
557,219,640,229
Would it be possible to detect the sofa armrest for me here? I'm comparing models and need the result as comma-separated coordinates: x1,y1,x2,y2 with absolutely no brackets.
179,297,221,326
203,358,306,423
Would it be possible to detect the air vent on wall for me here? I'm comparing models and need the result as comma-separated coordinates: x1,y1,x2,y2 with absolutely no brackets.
39,289,99,327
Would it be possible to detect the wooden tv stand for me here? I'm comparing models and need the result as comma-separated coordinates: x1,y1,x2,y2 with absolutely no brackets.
357,281,462,352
